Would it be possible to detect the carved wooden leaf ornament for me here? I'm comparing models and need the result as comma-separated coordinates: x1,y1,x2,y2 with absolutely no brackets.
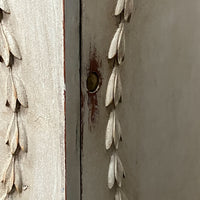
105,67,117,107
115,0,125,16
18,114,28,152
108,26,121,59
7,74,28,110
10,114,19,154
105,110,115,150
108,22,125,63
106,0,133,197
124,0,134,21
5,113,15,144
14,76,28,108
0,25,10,66
115,154,125,187
108,153,115,189
7,73,17,111
106,110,122,150
114,67,122,106
113,116,122,149
0,2,27,199
0,0,10,13
115,189,122,200
2,25,22,60
117,23,125,64
6,157,14,193
1,156,13,183
115,189,128,200
14,160,22,193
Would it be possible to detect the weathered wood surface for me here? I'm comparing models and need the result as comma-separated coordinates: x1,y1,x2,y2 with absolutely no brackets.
0,0,65,199
81,0,200,200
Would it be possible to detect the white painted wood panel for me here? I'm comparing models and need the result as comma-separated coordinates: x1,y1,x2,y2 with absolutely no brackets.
81,0,200,200
0,0,65,199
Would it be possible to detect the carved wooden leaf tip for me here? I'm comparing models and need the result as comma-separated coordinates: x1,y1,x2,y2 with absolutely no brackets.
115,0,134,21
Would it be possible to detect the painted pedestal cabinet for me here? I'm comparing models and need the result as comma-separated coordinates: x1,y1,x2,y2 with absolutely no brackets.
0,0,200,200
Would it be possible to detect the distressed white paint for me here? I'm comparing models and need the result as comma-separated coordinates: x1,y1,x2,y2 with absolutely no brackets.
0,0,65,199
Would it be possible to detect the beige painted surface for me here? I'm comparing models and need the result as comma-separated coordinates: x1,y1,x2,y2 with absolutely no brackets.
81,0,200,200
0,0,65,199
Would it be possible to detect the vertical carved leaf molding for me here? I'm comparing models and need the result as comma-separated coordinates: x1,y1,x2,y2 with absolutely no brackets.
0,1,28,199
105,0,134,199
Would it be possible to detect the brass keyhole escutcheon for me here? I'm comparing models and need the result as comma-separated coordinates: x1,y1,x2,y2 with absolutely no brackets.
87,72,99,93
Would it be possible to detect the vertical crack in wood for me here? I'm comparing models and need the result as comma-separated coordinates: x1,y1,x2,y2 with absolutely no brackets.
105,0,135,199
0,1,28,199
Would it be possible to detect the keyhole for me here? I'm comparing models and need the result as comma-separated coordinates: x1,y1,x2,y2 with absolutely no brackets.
87,72,99,93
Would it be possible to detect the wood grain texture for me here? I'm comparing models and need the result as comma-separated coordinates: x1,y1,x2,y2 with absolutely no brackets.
0,0,65,199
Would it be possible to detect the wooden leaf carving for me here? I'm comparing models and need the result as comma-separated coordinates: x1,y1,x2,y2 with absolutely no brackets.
105,110,115,150
117,23,125,64
115,0,125,16
0,25,10,66
115,189,128,200
10,115,19,154
2,25,22,60
0,0,10,13
106,110,122,150
115,154,125,187
6,157,14,193
7,73,17,112
5,113,15,144
14,76,28,108
18,114,28,152
7,74,28,109
114,67,122,106
108,153,115,189
124,0,134,21
105,67,117,107
108,26,121,59
14,160,22,193
1,156,12,183
113,115,122,149
115,189,122,200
